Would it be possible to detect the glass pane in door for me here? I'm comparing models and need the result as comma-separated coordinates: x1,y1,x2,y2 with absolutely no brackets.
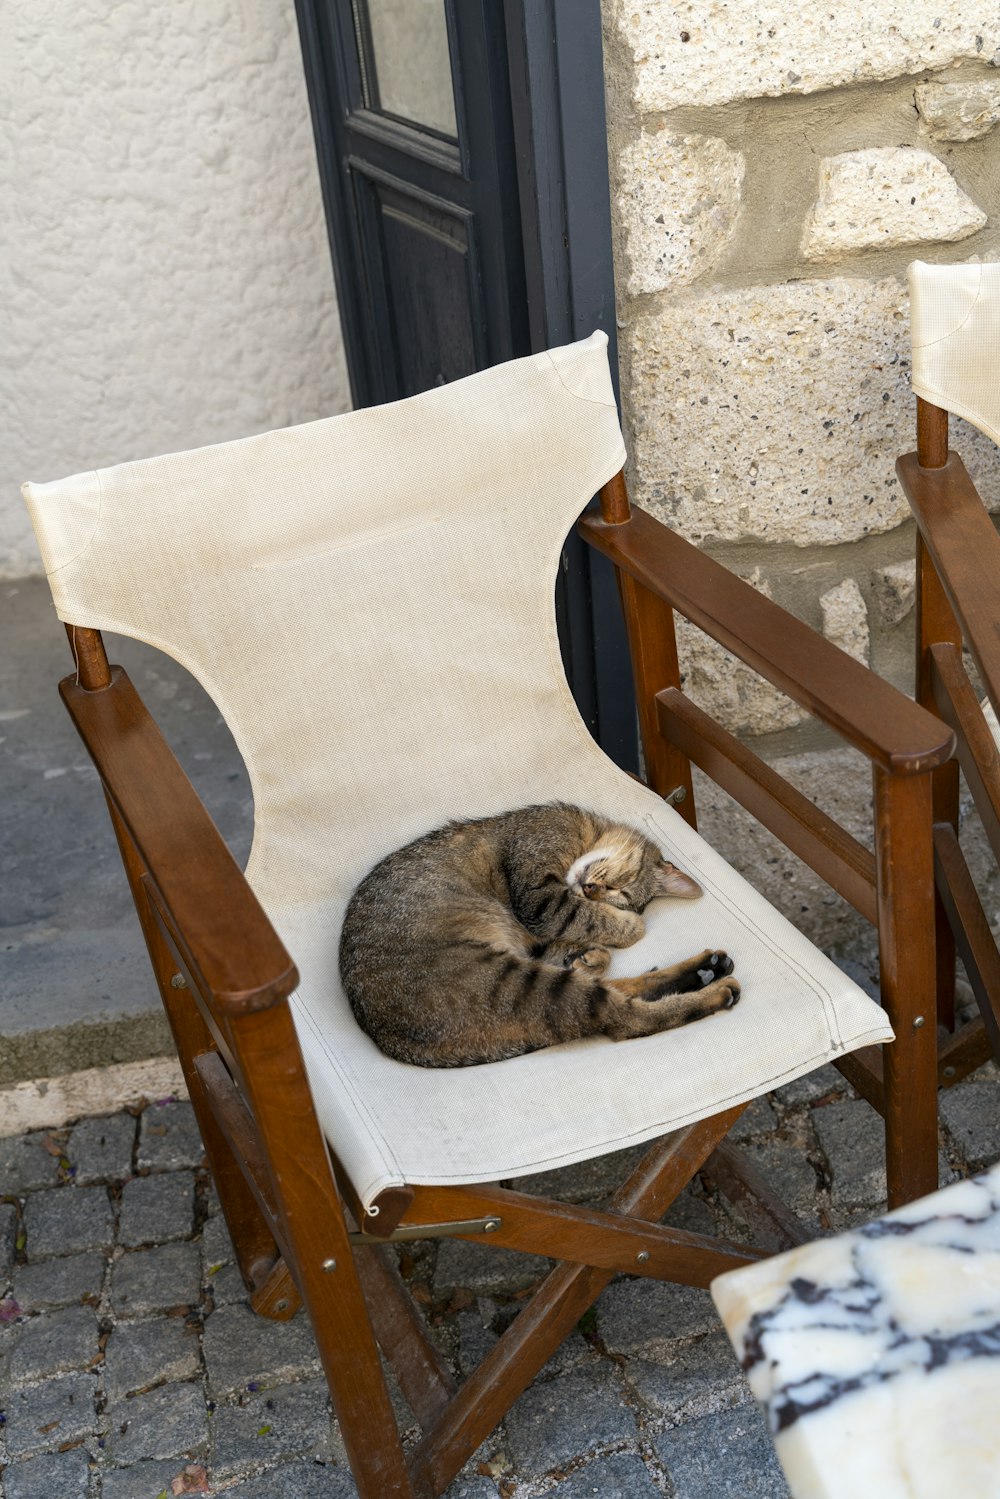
359,0,457,138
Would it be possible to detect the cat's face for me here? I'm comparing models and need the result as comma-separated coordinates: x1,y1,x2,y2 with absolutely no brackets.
566,833,701,911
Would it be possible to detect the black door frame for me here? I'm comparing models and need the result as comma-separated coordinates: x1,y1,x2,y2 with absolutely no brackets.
294,0,638,770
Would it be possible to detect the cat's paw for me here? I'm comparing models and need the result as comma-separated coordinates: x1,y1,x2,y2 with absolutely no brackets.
566,946,612,975
695,951,734,986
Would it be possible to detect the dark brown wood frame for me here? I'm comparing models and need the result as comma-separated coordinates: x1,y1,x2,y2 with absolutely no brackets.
895,399,1000,1071
57,471,954,1498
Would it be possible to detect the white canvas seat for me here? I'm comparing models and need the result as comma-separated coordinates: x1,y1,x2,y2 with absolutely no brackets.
24,332,891,1212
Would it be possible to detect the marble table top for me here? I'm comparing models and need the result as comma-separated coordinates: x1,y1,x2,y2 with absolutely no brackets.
711,1163,1000,1499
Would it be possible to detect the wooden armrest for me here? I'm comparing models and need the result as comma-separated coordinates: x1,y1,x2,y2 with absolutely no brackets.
579,508,954,776
60,667,298,1015
896,450,1000,717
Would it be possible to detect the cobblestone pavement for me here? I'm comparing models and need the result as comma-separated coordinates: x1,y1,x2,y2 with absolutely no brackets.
1,1063,999,1499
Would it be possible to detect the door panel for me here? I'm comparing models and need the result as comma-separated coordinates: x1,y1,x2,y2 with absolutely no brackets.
295,0,639,768
353,169,483,395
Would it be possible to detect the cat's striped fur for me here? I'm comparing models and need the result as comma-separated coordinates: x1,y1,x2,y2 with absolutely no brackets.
339,803,739,1067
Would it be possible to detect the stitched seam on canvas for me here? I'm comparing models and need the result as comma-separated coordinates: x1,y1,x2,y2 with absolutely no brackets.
250,514,443,569
544,349,619,409
41,470,104,577
910,262,982,351
908,380,1000,450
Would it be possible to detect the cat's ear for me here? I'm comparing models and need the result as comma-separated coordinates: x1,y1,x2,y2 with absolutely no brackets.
658,861,702,899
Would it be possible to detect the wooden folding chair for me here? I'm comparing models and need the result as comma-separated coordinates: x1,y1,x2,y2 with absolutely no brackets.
896,259,1000,1077
24,333,951,1497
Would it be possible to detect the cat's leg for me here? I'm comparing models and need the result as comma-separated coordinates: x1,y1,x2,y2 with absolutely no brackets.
601,954,740,1037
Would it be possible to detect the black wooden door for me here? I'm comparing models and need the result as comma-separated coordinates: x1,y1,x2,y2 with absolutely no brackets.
295,0,638,768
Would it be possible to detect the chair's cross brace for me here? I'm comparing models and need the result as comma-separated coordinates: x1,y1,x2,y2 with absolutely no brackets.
929,642,1000,869
405,1182,766,1287
933,822,1000,1067
407,1105,748,1497
349,1217,502,1245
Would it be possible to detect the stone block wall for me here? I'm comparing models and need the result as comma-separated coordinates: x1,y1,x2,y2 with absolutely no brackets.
602,0,1000,964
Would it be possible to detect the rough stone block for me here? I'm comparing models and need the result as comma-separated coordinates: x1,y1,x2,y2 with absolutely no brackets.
623,1330,750,1426
23,1186,115,1260
819,577,870,663
871,558,916,626
202,1302,320,1398
9,1303,100,1386
545,1453,661,1496
1,1200,17,1286
597,1278,718,1359
201,1211,236,1272
104,1379,208,1463
654,1402,791,1496
728,1094,777,1143
206,1259,249,1309
504,1365,636,1476
733,1138,822,1224
137,1100,206,1172
676,569,807,734
66,1112,136,1185
100,1459,192,1499
224,1461,359,1498
811,1097,887,1206
511,1142,648,1203
617,129,744,294
13,1251,104,1313
940,1076,1000,1169
2,1370,97,1458
3,1446,92,1499
625,277,989,548
210,1375,334,1478
802,148,986,260
433,1237,550,1298
916,76,1000,140
773,1062,851,1107
0,1132,63,1195
118,1171,195,1247
111,1240,202,1318
609,0,1000,111
103,1315,200,1402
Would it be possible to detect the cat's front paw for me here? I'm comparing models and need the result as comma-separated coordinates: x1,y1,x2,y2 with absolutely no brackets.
566,946,612,975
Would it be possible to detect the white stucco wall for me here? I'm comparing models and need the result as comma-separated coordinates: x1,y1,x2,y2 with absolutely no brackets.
4,0,350,578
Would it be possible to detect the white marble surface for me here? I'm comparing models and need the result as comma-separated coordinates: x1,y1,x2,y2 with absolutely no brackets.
711,1163,1000,1498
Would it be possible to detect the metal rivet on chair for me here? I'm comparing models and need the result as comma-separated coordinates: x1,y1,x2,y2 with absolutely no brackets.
170,973,187,989
636,1250,650,1263
943,1066,956,1079
275,1298,289,1312
322,1258,337,1272
912,1015,925,1029
483,1218,500,1233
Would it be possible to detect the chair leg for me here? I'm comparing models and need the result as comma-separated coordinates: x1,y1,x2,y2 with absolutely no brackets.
409,1106,745,1496
873,766,940,1207
230,1001,414,1499
106,801,281,1289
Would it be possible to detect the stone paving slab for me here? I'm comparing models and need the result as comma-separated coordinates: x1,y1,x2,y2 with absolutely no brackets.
0,1067,996,1496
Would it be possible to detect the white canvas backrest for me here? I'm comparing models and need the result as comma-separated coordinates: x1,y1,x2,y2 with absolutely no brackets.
24,333,626,919
909,260,1000,446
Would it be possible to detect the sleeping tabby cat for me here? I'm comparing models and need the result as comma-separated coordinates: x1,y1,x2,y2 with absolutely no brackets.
339,803,740,1067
